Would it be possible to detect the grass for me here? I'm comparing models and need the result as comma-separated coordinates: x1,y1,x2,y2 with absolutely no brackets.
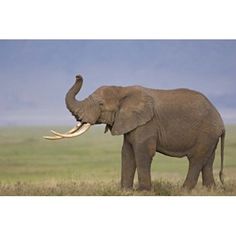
0,125,236,195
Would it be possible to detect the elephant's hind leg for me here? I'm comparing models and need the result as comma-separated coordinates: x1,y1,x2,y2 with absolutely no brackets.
183,136,219,190
121,137,136,190
202,151,216,188
183,155,203,190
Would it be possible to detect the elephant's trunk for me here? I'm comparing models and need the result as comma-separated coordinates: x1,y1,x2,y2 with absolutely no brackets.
44,74,93,141
65,75,83,115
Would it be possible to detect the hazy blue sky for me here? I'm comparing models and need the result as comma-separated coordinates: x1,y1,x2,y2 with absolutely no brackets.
1,40,236,126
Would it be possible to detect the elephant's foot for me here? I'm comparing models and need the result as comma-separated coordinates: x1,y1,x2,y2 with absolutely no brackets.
137,182,152,191
121,177,135,191
202,179,216,189
182,172,200,190
202,168,216,189
121,183,152,191
121,182,134,191
182,182,195,191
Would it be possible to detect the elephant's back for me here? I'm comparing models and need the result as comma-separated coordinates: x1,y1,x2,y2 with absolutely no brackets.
155,88,224,128
147,88,224,153
151,88,221,119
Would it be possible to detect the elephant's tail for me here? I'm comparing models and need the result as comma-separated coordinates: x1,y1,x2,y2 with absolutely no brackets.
219,130,225,185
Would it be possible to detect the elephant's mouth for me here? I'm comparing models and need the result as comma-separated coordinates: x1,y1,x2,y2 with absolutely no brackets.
97,111,115,126
43,122,91,140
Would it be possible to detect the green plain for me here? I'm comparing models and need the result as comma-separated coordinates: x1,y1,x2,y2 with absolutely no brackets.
0,125,235,195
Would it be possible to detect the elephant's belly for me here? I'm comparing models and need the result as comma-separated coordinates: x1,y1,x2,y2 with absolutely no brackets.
156,146,187,158
156,133,195,158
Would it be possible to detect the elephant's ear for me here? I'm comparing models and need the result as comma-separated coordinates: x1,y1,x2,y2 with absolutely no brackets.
111,89,154,135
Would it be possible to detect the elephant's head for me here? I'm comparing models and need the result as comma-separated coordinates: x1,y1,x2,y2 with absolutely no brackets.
44,75,154,140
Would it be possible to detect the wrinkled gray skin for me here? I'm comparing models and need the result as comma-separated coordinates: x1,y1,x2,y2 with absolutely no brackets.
66,75,225,190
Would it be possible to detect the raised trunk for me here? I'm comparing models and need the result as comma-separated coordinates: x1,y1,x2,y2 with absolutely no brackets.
65,75,83,114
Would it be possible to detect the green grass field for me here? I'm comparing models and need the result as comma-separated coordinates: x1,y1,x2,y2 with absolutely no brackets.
0,125,236,195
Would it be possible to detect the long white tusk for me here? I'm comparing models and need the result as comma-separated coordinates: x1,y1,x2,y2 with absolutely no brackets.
43,135,63,140
51,123,91,138
43,122,83,140
66,122,82,134
50,122,83,136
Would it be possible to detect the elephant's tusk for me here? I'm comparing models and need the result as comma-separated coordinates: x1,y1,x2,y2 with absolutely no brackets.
43,122,83,140
43,135,64,140
50,123,91,138
65,122,83,134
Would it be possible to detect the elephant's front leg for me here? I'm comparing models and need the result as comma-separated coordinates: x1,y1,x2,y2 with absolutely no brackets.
121,136,136,190
133,138,156,191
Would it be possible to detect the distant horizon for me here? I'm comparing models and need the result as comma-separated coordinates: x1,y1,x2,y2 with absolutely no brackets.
1,40,236,126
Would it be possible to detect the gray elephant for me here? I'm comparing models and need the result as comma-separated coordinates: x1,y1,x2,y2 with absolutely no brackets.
44,75,225,191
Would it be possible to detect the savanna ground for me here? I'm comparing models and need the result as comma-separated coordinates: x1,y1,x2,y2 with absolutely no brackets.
0,125,236,196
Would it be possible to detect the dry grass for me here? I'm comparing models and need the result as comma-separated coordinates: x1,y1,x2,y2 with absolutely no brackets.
0,180,235,196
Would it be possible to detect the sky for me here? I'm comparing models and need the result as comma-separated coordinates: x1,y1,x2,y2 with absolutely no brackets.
0,40,236,126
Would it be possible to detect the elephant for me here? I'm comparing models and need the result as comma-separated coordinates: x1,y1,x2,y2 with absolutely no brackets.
44,74,225,191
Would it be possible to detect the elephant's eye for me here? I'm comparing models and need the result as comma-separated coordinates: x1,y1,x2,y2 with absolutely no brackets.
99,102,104,107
